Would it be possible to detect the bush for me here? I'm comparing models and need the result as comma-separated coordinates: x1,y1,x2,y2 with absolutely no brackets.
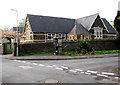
76,41,94,54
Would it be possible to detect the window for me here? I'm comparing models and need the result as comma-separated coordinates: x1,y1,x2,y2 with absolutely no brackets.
47,34,55,40
30,36,33,40
94,28,103,39
59,34,62,37
47,33,65,40
47,34,52,40
26,31,30,40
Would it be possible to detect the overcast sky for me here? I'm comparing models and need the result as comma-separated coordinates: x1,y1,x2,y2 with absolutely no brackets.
0,0,119,29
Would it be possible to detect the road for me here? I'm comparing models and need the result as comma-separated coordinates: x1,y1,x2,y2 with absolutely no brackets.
1,55,119,84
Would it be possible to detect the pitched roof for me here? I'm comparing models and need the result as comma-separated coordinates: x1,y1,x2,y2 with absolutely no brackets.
101,18,118,34
68,23,90,35
27,14,75,33
76,13,99,30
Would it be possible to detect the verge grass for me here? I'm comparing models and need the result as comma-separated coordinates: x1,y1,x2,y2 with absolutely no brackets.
19,50,120,56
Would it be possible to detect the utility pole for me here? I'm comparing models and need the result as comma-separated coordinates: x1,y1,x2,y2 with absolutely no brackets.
11,9,19,56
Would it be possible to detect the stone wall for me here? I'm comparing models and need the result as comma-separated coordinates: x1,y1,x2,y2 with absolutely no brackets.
62,39,120,51
88,39,120,51
19,42,55,54
2,43,7,55
16,39,120,56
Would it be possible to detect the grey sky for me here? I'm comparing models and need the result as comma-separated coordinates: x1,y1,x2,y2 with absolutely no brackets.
0,0,119,28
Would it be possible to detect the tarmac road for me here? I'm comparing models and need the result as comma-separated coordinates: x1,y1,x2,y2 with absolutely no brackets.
1,55,119,84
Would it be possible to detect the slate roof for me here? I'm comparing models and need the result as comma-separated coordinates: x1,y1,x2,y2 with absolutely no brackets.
27,14,75,33
68,24,89,35
102,18,118,34
76,13,99,30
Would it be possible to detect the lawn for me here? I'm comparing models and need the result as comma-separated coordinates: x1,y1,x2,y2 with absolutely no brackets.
94,50,120,54
19,50,120,56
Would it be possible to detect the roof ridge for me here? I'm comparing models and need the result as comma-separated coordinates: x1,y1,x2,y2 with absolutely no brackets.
27,14,75,20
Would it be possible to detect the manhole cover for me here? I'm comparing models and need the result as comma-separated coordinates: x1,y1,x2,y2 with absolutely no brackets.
44,79,59,83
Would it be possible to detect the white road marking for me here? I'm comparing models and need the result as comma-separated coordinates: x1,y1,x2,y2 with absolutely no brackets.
19,66,33,69
61,66,69,70
46,65,53,68
21,61,26,63
114,77,119,79
86,70,97,74
69,70,77,73
55,67,63,70
32,63,38,65
52,65,58,67
81,72,85,74
101,72,115,76
14,60,117,80
75,69,83,72
17,60,22,62
85,72,91,75
97,74,108,78
13,60,17,62
39,64,45,67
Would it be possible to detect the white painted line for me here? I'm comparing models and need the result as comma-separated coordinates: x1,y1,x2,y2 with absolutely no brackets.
21,61,26,63
13,60,17,61
19,66,33,69
87,70,97,74
61,66,69,70
46,66,53,68
17,60,22,62
75,69,83,72
52,65,57,67
101,72,115,76
97,74,108,78
114,77,119,79
55,67,63,70
69,70,77,73
85,72,91,75
39,64,45,67
32,63,38,65
81,72,85,74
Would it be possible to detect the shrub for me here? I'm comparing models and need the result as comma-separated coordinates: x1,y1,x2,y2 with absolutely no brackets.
76,41,94,54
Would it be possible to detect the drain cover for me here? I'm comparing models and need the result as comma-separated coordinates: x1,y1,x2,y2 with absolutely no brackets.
44,79,59,83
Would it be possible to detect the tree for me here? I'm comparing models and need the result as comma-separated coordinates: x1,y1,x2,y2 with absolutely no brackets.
114,11,120,34
18,19,25,27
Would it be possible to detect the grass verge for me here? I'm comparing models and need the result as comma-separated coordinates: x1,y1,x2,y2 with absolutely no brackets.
94,50,120,54
19,50,120,56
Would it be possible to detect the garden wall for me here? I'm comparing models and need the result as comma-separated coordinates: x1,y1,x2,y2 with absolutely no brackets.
16,39,120,55
19,42,55,54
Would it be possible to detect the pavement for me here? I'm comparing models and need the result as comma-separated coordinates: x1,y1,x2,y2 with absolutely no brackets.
2,53,120,60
